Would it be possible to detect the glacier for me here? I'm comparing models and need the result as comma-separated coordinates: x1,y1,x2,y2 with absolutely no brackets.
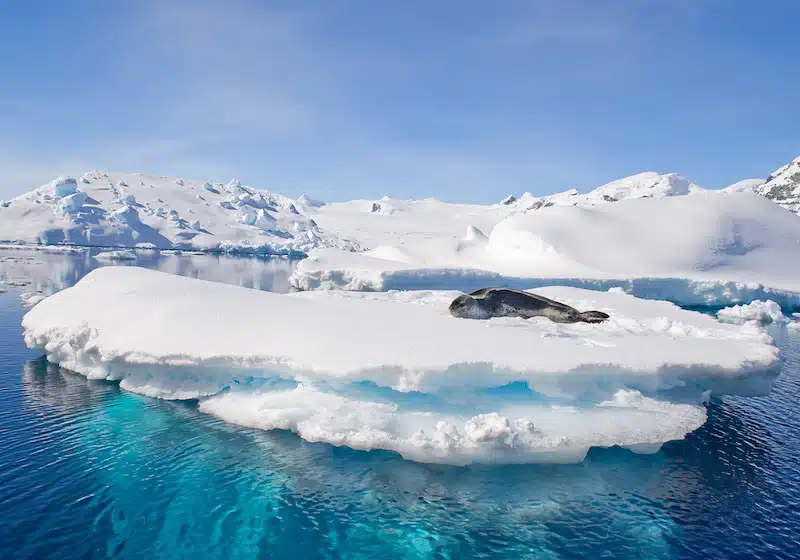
22,266,782,465
0,171,358,255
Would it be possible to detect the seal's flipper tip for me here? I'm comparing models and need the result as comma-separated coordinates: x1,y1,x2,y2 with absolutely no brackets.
579,310,610,323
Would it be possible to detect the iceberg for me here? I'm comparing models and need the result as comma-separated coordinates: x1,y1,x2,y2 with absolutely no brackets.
717,300,785,325
119,193,137,206
56,191,88,214
94,249,138,262
52,176,78,197
20,292,46,308
0,171,355,255
109,204,140,225
22,267,781,464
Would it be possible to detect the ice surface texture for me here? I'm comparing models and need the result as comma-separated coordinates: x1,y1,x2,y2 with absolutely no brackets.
23,267,781,464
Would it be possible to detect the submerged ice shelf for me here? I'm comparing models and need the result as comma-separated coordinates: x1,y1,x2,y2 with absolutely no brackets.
21,267,781,464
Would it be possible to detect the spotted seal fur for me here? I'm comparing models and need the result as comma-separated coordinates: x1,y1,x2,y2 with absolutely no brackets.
448,287,609,323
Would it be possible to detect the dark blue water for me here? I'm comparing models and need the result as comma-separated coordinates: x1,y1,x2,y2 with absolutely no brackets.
1,251,799,559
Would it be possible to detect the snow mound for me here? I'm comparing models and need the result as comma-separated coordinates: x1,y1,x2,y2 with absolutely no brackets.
292,192,800,307
463,225,488,242
717,300,785,325
22,267,780,464
485,192,795,279
0,171,356,255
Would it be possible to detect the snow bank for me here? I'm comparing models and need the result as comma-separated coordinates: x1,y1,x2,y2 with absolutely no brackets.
292,254,800,309
22,267,781,464
484,192,799,280
294,192,800,308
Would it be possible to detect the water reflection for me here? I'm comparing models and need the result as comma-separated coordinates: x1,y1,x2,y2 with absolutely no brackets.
0,248,297,296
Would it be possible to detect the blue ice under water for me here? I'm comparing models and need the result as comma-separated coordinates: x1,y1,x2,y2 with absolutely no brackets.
1,250,800,559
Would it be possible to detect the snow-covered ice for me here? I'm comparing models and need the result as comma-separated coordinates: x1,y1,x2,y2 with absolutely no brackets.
0,171,357,255
22,267,781,464
93,249,138,262
52,176,78,197
717,300,791,326
3,161,800,310
20,292,46,308
293,191,800,308
198,385,706,464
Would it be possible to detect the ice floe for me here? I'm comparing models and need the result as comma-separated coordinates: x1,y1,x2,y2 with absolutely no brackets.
20,292,46,308
717,300,786,325
93,249,138,262
22,266,782,464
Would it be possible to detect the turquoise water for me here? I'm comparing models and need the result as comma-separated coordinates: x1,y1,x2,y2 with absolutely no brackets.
1,250,800,559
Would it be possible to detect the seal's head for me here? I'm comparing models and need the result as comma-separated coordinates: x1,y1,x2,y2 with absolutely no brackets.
449,294,490,319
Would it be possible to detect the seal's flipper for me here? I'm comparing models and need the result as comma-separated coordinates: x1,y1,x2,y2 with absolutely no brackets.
468,287,497,298
578,310,610,323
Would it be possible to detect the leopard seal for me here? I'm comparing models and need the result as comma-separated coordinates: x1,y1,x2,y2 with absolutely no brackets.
448,287,609,323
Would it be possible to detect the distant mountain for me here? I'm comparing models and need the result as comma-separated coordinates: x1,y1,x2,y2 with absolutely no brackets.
753,156,800,213
721,178,766,194
0,171,358,254
500,157,800,217
499,172,702,212
4,157,800,255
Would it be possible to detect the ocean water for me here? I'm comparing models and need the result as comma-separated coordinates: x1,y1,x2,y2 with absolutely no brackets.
1,251,800,559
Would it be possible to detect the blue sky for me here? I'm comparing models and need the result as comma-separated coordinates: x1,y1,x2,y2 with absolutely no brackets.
1,0,798,203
